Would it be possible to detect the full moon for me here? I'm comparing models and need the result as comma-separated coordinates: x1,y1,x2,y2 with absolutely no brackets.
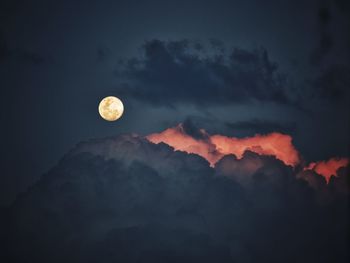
98,96,124,121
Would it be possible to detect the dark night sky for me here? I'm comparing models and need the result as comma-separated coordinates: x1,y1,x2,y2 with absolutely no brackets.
1,1,350,263
1,0,349,204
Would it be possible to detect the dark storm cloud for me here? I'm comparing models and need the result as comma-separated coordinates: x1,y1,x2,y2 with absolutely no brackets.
182,118,209,140
214,151,295,188
328,166,349,195
2,134,348,263
114,39,290,107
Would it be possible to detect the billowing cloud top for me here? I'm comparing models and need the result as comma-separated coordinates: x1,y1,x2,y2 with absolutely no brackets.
2,129,349,263
146,122,348,183
305,158,349,182
147,123,300,166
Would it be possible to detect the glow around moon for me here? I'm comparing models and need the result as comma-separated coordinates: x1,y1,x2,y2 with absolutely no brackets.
98,96,124,121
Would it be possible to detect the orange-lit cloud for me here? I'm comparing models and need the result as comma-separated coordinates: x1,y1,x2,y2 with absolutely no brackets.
146,123,300,167
305,158,349,183
210,133,299,166
146,124,349,183
146,124,223,165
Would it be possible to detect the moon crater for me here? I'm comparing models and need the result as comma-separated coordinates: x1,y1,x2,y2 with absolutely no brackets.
98,96,124,121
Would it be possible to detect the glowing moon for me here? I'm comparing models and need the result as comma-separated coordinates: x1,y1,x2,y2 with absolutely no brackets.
98,96,124,121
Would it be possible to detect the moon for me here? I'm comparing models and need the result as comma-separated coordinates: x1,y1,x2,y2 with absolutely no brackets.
98,96,124,121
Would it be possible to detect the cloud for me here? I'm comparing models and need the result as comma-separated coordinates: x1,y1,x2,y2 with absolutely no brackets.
114,39,291,107
329,166,350,196
3,135,231,262
2,132,349,263
112,38,350,110
146,122,221,166
211,132,300,166
214,151,293,189
296,169,328,192
304,157,349,183
147,123,349,185
147,122,300,167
